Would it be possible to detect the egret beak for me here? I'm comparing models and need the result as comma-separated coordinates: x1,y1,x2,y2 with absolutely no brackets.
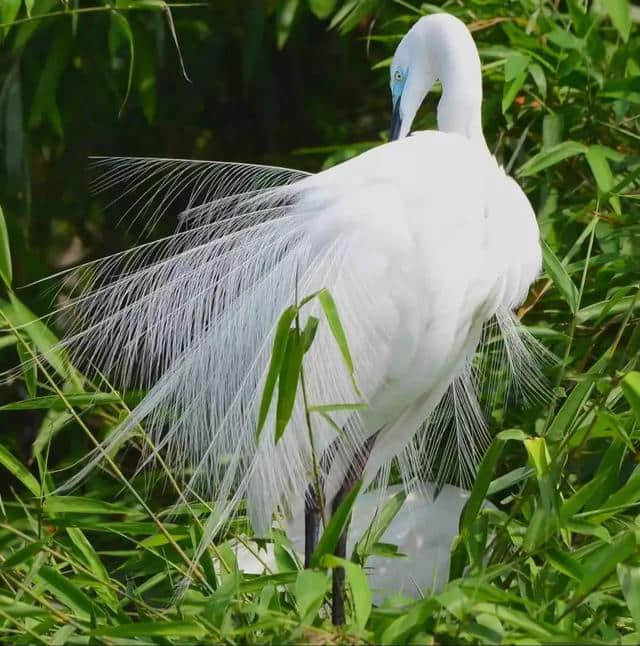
390,100,402,141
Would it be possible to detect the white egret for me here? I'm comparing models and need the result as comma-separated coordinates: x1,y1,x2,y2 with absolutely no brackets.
23,12,548,623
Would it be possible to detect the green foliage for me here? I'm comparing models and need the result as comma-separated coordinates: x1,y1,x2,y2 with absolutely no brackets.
0,0,639,643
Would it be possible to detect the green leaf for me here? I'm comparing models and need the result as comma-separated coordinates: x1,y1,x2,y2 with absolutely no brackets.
354,488,406,563
0,444,40,497
546,546,584,580
1,0,21,36
109,11,135,116
542,114,563,150
308,403,365,413
276,0,299,49
0,392,123,411
528,63,546,99
0,205,11,288
0,542,46,571
16,338,36,399
621,372,640,422
586,145,621,214
575,530,637,600
461,437,506,538
92,622,206,638
66,527,117,606
257,305,298,439
275,328,304,443
577,294,640,323
523,437,551,477
546,354,608,441
295,569,327,619
605,0,631,42
1,293,79,386
618,564,640,632
311,481,361,567
317,289,357,391
307,0,337,19
43,496,129,515
517,141,587,177
301,315,319,352
37,566,95,619
321,554,371,631
542,240,579,313
502,54,529,113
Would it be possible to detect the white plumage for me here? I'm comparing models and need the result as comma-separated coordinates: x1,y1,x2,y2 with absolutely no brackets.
23,14,547,548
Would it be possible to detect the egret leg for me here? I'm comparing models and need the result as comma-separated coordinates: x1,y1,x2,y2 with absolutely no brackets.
331,432,379,626
304,485,321,568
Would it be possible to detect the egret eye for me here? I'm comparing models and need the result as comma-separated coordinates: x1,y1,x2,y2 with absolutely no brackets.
394,70,403,82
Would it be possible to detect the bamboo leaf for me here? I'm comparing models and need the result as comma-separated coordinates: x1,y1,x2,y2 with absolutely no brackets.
0,205,11,288
311,482,361,567
517,141,587,177
257,305,298,439
542,240,579,313
317,288,358,392
0,445,40,497
275,328,304,443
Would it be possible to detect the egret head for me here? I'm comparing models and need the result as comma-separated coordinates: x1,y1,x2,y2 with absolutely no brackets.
389,19,437,141
389,14,483,142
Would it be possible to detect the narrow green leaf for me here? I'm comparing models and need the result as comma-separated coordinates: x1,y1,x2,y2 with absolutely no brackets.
523,437,551,477
92,622,206,638
1,293,78,385
308,0,337,19
355,488,406,563
0,392,123,411
618,564,640,631
1,0,21,36
546,354,608,441
575,531,636,600
0,205,12,288
321,554,371,631
0,445,40,497
308,403,365,413
502,54,529,113
295,569,327,618
43,496,129,515
66,527,117,605
276,0,299,49
311,481,361,567
622,372,640,422
586,145,621,214
37,566,95,618
110,11,135,116
16,339,37,399
275,329,304,443
317,288,357,390
577,294,640,323
541,240,579,313
461,437,506,537
605,0,631,41
546,546,584,580
257,305,298,439
0,542,45,571
301,315,319,352
517,141,587,177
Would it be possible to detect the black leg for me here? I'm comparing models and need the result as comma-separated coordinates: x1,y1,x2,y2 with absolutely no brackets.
330,432,379,626
304,484,321,568
331,488,349,625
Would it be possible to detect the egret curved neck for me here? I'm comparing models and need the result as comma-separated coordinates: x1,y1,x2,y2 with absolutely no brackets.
428,18,489,153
